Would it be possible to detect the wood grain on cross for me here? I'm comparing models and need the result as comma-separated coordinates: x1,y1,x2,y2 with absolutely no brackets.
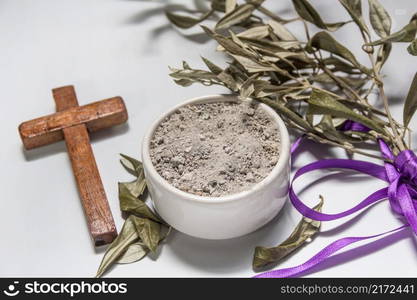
19,86,128,246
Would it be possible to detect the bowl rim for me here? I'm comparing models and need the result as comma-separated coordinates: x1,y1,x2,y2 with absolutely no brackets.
142,94,290,204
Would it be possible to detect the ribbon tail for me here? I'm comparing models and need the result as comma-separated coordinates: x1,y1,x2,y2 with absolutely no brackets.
253,225,408,278
289,187,388,221
397,184,417,235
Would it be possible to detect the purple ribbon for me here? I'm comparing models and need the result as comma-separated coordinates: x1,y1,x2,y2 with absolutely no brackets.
339,120,371,132
254,137,417,278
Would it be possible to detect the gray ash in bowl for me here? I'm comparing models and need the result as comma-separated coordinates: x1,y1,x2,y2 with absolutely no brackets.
149,100,280,197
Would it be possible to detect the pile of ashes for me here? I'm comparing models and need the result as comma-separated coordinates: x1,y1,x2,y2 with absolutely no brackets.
149,101,280,197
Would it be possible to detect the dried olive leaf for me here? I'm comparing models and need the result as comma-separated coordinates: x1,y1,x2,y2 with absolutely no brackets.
119,153,147,201
217,70,239,91
408,39,417,56
120,171,146,199
275,41,302,50
96,216,139,277
366,15,417,46
292,0,348,31
201,26,255,58
268,20,297,41
253,199,324,269
252,81,300,98
166,10,213,29
260,98,313,130
169,67,218,81
132,216,161,253
237,37,287,54
317,115,358,144
200,57,220,73
229,30,253,51
308,89,383,133
307,31,362,70
236,25,270,39
322,56,357,74
225,0,237,14
311,73,367,90
182,61,192,69
239,75,257,99
338,0,369,36
117,242,148,264
201,56,223,75
215,3,256,30
375,42,392,72
403,72,417,127
120,154,142,177
124,178,145,198
171,78,192,87
169,66,220,86
161,225,172,242
231,54,277,73
240,83,255,99
211,0,226,12
119,183,162,223
368,0,391,38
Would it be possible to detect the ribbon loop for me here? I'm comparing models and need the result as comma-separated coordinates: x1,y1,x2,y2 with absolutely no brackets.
380,141,417,234
255,138,417,278
394,150,417,185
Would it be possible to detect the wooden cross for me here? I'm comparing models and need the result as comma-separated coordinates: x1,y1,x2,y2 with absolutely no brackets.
18,86,128,246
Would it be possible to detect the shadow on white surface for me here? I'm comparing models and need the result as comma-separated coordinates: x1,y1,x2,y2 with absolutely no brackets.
166,201,298,274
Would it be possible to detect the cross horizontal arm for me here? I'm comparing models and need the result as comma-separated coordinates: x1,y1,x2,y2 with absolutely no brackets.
19,97,127,149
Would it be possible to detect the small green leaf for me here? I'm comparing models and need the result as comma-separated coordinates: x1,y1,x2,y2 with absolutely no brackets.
166,10,213,29
408,39,417,56
292,0,348,31
117,242,148,264
96,216,139,277
403,72,417,127
307,89,384,133
253,199,323,269
119,183,162,223
368,0,391,37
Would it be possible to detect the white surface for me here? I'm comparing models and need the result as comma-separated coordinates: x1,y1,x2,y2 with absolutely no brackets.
0,0,416,277
142,95,290,239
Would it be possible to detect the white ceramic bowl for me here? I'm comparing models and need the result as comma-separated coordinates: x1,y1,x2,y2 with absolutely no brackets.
142,95,290,239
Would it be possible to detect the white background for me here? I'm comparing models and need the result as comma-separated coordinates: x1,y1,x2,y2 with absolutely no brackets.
0,0,416,277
